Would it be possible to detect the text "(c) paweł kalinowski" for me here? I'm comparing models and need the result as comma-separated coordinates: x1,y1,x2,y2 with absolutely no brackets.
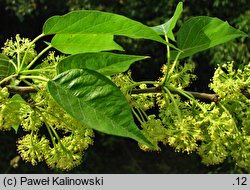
20,176,104,186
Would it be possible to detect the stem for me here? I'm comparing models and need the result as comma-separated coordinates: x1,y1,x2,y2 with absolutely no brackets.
139,107,149,120
47,121,74,158
49,124,62,144
131,87,162,94
136,107,147,123
164,51,182,84
26,44,52,70
159,34,171,87
218,102,238,130
45,121,57,147
9,60,18,71
20,66,56,75
186,91,220,103
132,108,144,125
35,108,57,147
19,75,49,82
163,87,182,121
38,107,72,156
0,74,18,86
36,106,73,131
20,33,46,71
22,79,38,89
30,130,36,150
16,35,21,71
165,35,171,67
6,85,37,94
168,86,207,113
126,81,160,92
131,86,219,102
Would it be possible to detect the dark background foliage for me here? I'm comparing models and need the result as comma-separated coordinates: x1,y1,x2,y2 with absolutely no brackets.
0,0,249,173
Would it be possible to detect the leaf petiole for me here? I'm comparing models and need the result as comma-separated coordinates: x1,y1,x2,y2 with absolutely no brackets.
26,44,52,70
19,33,46,71
20,66,56,75
19,75,49,82
164,51,182,85
0,74,18,86
163,86,182,121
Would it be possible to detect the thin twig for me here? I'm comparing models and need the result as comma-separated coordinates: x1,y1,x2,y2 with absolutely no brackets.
131,87,220,103
185,91,219,103
131,86,162,94
7,85,37,94
6,85,221,103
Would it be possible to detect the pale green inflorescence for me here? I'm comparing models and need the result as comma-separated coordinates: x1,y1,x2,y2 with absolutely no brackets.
113,61,250,168
2,34,37,65
0,36,94,170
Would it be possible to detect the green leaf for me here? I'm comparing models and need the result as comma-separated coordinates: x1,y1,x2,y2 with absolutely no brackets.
12,124,19,134
9,94,26,133
48,69,155,148
43,10,176,48
56,52,148,76
51,34,123,54
151,2,183,41
170,16,248,59
0,54,15,77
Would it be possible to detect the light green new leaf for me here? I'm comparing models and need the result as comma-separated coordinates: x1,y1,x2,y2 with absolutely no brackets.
48,69,155,148
0,54,15,77
43,10,176,48
151,2,183,41
56,52,148,76
9,94,26,133
51,34,123,54
170,16,248,59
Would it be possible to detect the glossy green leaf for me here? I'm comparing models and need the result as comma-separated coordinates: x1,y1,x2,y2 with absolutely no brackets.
170,16,248,59
151,2,183,41
0,54,15,77
56,52,148,76
48,69,155,148
43,10,176,48
51,34,123,54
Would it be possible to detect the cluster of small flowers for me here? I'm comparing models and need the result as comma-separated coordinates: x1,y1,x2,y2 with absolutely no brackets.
139,114,168,151
0,86,94,170
0,34,95,170
197,104,238,165
1,34,37,64
18,128,94,170
18,88,94,170
130,84,155,111
208,62,250,167
37,51,65,80
160,61,197,88
112,72,157,113
0,88,23,131
159,97,203,154
155,93,246,166
135,61,250,168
